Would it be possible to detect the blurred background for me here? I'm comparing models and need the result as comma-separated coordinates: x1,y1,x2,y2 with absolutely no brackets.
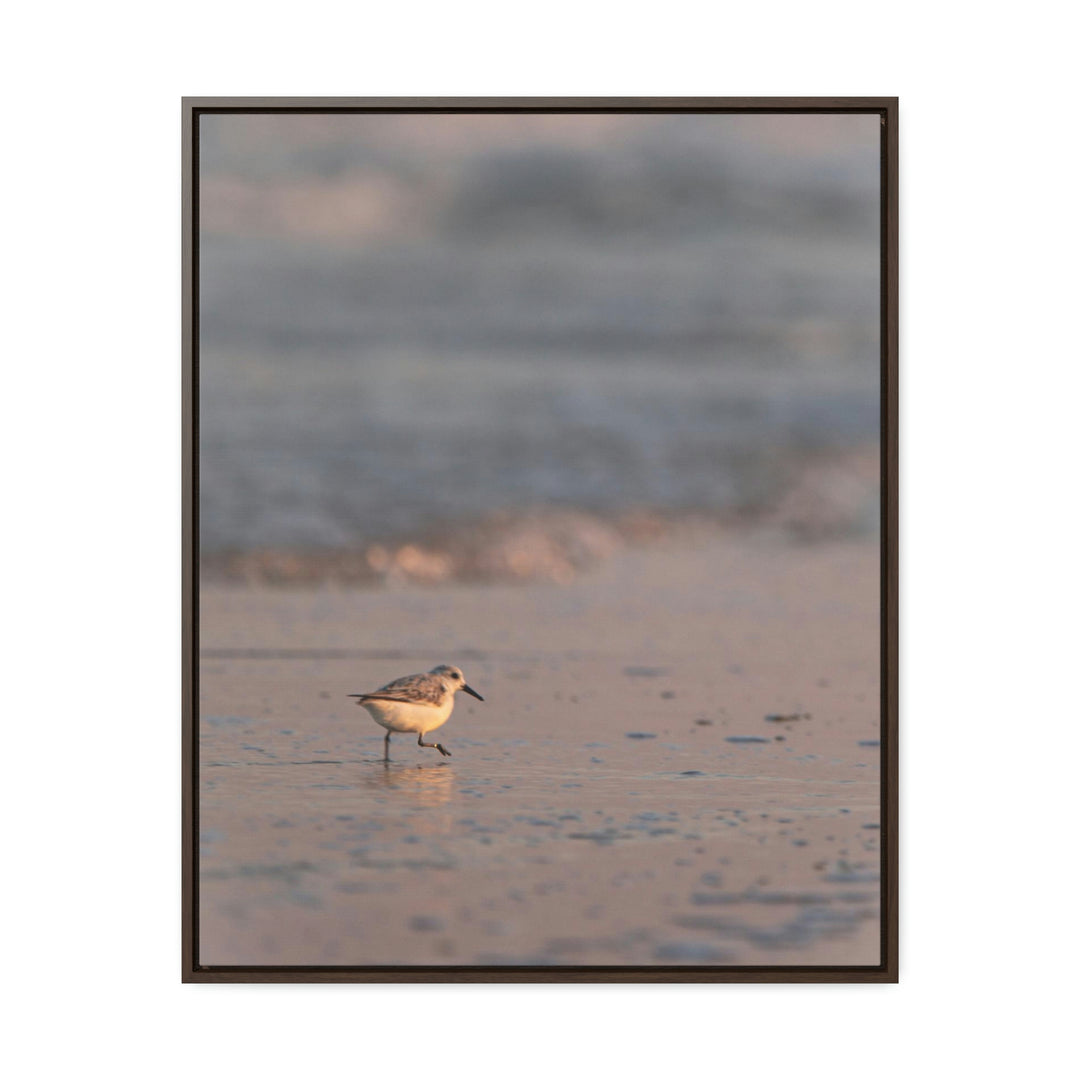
198,113,880,585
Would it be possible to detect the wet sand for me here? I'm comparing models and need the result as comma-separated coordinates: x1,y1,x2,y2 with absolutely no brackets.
198,534,881,967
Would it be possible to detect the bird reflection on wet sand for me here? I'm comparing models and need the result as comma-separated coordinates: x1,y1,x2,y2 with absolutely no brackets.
366,760,455,807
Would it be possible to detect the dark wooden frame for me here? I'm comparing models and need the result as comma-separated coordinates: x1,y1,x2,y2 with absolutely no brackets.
182,97,898,983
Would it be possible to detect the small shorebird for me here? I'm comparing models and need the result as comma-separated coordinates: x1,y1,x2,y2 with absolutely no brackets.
348,664,484,760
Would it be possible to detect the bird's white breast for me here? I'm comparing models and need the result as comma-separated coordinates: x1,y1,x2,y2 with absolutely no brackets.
360,697,454,734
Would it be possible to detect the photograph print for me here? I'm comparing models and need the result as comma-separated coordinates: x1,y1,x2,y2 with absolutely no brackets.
184,98,897,981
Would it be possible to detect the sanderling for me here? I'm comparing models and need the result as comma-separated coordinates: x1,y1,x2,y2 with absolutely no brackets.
348,664,484,760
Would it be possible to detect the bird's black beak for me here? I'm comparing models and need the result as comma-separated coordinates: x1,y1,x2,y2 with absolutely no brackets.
463,684,484,701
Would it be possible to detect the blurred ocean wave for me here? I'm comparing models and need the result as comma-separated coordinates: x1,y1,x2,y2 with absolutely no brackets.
198,113,880,570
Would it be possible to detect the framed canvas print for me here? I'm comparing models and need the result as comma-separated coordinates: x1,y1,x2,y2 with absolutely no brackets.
182,97,898,982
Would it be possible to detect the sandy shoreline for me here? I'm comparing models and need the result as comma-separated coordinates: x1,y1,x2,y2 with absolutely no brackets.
198,532,881,966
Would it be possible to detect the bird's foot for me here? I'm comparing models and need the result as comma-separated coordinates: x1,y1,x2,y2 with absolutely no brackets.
436,744,452,757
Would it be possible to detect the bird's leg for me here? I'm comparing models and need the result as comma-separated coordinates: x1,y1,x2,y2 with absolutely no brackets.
417,733,452,757
384,731,391,761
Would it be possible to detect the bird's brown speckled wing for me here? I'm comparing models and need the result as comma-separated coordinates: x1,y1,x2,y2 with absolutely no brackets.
356,672,445,706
